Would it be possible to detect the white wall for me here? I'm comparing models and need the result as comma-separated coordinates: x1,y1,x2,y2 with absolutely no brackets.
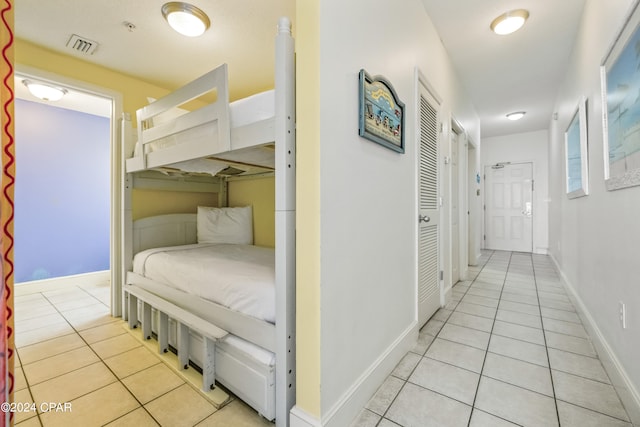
309,0,480,424
482,130,550,254
549,0,640,422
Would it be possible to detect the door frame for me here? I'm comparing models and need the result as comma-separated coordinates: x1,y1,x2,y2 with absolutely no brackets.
16,65,124,315
482,160,534,253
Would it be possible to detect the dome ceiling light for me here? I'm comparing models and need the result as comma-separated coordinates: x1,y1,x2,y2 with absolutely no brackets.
162,2,210,37
22,80,67,102
490,9,530,35
506,111,526,121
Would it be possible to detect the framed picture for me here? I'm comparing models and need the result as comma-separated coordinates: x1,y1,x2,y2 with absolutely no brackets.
601,0,640,190
359,69,405,153
565,97,589,198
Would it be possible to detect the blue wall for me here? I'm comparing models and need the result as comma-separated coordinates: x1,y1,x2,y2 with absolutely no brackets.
14,99,110,282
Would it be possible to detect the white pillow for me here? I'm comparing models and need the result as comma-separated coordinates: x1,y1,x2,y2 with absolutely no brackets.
197,206,253,245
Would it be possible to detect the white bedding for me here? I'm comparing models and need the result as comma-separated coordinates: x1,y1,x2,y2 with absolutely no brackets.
133,243,275,324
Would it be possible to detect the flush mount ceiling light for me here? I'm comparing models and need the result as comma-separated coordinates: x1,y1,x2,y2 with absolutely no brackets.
506,111,526,121
162,2,210,37
22,80,67,101
490,9,529,35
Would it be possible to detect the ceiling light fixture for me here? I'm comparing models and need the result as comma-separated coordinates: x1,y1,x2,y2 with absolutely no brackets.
490,9,529,35
22,80,67,101
162,2,210,37
506,111,526,121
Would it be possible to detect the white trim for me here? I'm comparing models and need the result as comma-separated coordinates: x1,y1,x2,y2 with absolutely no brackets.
290,407,322,427
322,322,417,427
550,255,640,425
15,270,110,294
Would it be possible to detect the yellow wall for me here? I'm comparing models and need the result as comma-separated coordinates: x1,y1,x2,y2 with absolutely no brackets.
16,39,272,233
132,190,219,221
295,0,322,417
228,176,275,248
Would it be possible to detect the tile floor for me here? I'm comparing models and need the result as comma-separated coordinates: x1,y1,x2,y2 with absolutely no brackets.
12,279,273,426
354,250,635,427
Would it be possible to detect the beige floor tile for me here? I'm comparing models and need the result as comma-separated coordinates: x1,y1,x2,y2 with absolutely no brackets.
66,312,120,331
30,362,116,406
557,400,632,427
145,384,216,427
386,382,471,427
552,370,630,422
196,399,274,426
79,321,127,344
15,324,75,348
13,388,38,424
365,375,405,416
390,352,421,380
492,320,545,346
23,346,99,385
438,323,490,350
104,408,160,427
548,348,610,383
447,311,494,332
350,409,380,427
469,409,519,426
409,357,480,405
52,296,103,312
122,363,185,404
104,346,161,379
91,333,141,359
14,366,27,391
18,333,85,365
40,382,139,427
474,376,558,426
15,303,58,322
426,337,486,373
14,416,42,427
482,352,553,396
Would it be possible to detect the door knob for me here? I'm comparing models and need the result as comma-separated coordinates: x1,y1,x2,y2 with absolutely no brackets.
419,214,430,223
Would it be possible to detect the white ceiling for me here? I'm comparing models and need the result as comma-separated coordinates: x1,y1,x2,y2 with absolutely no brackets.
420,0,586,137
15,0,586,138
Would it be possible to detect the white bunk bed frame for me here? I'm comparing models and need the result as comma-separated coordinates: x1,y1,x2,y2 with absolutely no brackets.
121,17,295,426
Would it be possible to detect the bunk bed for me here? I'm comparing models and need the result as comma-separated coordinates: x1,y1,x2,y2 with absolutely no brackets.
121,17,295,426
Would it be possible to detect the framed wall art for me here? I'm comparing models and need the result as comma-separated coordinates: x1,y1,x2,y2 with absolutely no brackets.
358,69,405,153
601,0,640,190
565,96,589,198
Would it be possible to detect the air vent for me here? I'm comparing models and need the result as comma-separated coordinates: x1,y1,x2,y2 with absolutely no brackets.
66,34,99,55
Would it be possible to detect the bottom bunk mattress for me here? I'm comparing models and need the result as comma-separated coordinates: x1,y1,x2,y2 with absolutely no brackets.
132,243,275,324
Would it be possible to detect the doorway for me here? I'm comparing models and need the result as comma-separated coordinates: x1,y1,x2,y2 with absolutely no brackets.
15,65,123,315
484,162,533,252
417,75,441,328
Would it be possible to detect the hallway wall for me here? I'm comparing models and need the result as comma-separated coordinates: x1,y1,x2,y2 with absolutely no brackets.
549,0,640,422
482,130,550,254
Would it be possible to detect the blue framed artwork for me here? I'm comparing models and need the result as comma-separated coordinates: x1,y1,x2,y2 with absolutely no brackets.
601,0,640,190
565,97,589,198
359,69,405,153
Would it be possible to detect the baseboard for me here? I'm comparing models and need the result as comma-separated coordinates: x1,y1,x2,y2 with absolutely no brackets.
290,322,417,427
549,255,640,425
290,406,322,427
15,270,110,294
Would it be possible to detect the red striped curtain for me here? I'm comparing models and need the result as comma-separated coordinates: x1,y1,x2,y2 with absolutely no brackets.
1,1,15,426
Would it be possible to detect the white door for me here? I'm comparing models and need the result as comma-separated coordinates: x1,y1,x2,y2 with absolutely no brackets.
418,83,441,327
451,131,460,284
485,162,533,252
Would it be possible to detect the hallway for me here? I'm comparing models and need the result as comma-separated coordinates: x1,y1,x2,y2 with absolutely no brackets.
354,251,632,426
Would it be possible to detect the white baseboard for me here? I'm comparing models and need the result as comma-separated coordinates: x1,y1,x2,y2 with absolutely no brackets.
549,255,640,425
290,322,417,427
15,270,110,295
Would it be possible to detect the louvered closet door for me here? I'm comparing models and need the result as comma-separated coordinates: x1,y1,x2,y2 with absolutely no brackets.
418,85,441,328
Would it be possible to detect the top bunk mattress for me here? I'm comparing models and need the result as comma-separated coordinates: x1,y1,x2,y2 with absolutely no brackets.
230,90,274,128
133,243,275,324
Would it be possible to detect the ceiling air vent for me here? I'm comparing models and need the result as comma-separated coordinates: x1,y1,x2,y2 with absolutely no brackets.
66,34,99,55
